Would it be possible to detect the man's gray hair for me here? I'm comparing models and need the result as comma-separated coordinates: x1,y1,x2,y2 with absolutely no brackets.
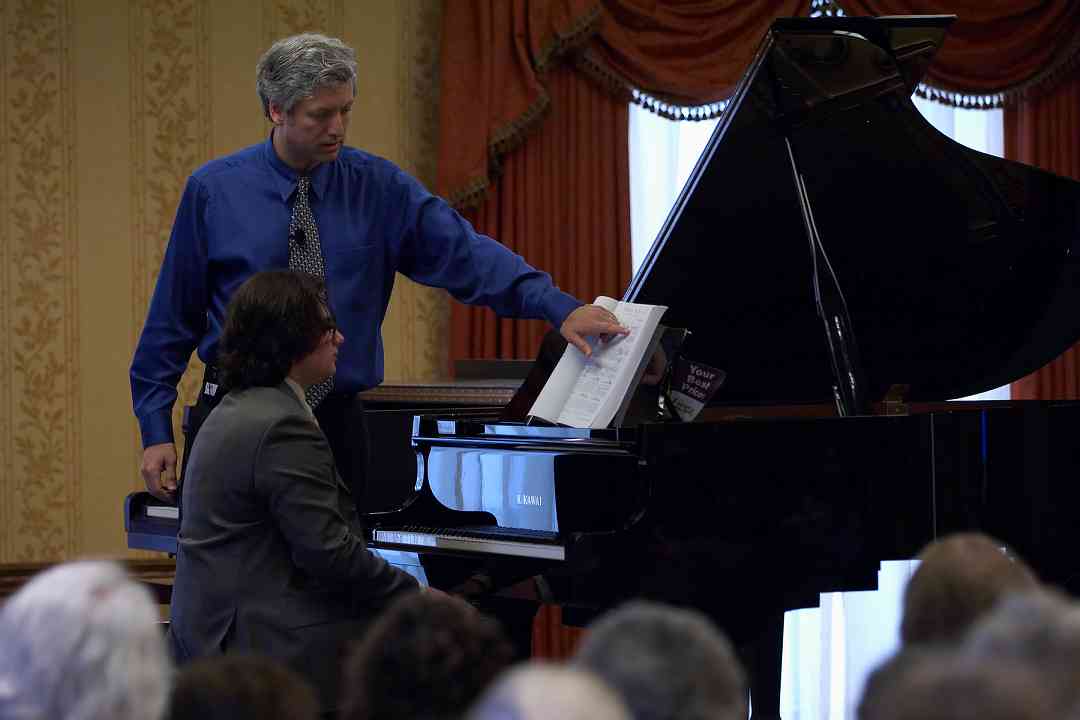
0,560,170,720
256,33,357,119
467,662,629,720
573,601,748,720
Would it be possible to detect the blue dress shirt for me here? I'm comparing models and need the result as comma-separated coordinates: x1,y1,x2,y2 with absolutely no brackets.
131,136,581,448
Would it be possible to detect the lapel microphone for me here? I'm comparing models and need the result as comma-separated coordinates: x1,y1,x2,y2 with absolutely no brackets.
290,227,307,245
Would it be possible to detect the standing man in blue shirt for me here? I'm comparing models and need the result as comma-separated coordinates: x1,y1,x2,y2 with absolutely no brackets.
131,32,628,503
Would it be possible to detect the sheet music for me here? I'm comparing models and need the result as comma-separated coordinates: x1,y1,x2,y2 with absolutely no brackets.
528,296,667,428
556,302,658,427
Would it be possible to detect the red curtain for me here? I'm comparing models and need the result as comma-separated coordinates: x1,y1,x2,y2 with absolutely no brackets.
1007,74,1080,400
438,1,811,212
580,0,810,106
452,62,632,362
438,1,811,363
838,2,1080,100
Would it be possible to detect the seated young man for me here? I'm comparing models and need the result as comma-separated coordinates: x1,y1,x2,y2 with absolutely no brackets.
167,269,419,712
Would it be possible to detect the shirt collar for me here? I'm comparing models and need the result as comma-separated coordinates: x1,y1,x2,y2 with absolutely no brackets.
283,377,315,417
263,130,333,204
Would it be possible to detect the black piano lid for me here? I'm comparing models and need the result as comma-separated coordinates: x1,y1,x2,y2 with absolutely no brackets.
626,15,1080,406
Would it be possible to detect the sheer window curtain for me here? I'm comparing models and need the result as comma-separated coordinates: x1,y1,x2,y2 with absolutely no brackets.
628,99,1003,720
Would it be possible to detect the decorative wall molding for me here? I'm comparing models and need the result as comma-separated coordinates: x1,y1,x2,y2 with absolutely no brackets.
2,0,80,562
129,0,211,474
0,558,175,605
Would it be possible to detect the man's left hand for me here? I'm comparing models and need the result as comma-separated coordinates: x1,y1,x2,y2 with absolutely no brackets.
560,304,630,357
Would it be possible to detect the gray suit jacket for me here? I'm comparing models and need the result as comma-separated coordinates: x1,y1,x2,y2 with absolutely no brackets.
168,382,417,708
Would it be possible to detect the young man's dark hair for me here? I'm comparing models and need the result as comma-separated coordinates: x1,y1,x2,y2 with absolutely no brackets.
340,591,514,720
169,654,320,720
217,270,334,390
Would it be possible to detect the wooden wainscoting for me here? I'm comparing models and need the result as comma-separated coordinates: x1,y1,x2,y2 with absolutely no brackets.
0,558,175,605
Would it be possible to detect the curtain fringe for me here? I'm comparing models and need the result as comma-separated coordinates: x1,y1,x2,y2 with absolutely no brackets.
535,2,602,74
919,31,1080,109
573,49,728,121
448,4,603,211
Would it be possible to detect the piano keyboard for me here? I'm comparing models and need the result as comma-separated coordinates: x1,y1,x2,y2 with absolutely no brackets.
372,525,565,561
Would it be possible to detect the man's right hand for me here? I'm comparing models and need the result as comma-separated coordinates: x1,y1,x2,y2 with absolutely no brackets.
142,443,178,502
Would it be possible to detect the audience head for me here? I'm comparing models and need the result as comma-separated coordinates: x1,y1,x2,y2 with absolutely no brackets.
900,532,1037,647
218,270,337,390
858,647,1053,720
468,662,630,720
340,590,514,720
169,654,319,720
256,33,357,120
961,589,1080,708
573,600,747,720
0,560,170,720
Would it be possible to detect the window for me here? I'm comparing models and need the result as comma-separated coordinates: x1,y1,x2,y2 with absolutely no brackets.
629,96,1006,720
628,99,1006,401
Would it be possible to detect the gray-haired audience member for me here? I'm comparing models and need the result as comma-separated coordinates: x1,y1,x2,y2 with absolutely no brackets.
0,560,170,720
169,655,319,720
900,532,1037,647
468,663,630,720
858,647,1053,720
961,589,1080,710
573,600,748,720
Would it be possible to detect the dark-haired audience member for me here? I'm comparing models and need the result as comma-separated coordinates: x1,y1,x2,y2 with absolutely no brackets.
858,648,1053,720
168,270,418,713
573,600,748,720
900,532,1037,647
169,655,319,720
340,591,514,720
468,663,630,720
0,561,170,720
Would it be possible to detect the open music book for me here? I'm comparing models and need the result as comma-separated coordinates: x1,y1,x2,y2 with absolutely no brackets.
527,296,668,428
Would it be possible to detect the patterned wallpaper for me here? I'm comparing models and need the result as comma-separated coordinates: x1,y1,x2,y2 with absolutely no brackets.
394,0,448,381
1,0,81,561
0,0,447,562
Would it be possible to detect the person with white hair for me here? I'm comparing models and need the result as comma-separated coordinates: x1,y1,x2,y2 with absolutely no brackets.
573,600,749,720
0,560,170,720
467,662,630,720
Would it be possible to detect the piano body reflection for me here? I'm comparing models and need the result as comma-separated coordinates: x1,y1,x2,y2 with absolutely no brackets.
124,14,1080,719
361,13,1080,718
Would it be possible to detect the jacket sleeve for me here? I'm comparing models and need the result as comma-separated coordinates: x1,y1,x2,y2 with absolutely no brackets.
255,412,419,603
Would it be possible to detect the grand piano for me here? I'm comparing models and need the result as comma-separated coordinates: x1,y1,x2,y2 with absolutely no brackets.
125,14,1080,719
358,13,1080,719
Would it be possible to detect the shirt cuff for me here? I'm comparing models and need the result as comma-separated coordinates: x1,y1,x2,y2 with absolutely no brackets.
541,289,584,330
139,410,176,449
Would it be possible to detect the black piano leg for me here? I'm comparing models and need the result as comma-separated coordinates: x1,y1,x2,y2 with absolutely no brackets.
470,595,539,662
744,612,783,720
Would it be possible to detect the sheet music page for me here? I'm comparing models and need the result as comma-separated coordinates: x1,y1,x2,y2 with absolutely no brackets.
526,344,586,423
556,298,664,428
527,296,618,425
528,297,667,428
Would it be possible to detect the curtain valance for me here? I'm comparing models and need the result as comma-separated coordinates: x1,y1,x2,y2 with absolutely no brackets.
838,1,1080,108
437,1,809,210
